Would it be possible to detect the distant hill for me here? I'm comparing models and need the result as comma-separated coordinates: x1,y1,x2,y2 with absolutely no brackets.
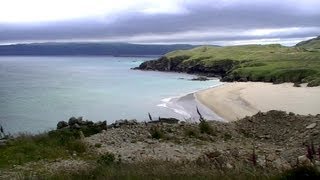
296,36,320,51
0,42,197,56
136,37,320,86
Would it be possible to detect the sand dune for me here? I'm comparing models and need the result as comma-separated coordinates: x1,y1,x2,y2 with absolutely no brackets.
195,82,320,121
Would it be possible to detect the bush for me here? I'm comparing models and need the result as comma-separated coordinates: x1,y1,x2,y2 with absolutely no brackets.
199,121,214,135
97,152,115,166
150,127,165,139
184,128,198,138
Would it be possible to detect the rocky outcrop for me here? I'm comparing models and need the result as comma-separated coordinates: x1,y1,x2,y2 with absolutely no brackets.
56,117,107,136
134,56,239,78
108,119,138,128
148,117,180,124
190,76,210,81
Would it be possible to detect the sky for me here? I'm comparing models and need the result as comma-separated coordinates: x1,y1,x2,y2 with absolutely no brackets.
0,0,319,46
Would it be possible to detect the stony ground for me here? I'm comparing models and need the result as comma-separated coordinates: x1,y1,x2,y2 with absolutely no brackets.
1,110,320,178
85,110,320,170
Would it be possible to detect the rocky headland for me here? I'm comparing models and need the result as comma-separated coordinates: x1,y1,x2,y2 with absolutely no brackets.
134,36,320,86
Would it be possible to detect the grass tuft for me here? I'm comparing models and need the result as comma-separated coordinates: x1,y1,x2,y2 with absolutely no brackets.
0,129,87,168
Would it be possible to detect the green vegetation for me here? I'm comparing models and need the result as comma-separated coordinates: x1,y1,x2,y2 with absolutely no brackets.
138,36,320,86
150,126,165,139
199,121,215,135
296,36,320,51
0,129,87,168
27,160,272,180
184,127,199,138
277,166,320,180
97,152,116,166
19,159,320,179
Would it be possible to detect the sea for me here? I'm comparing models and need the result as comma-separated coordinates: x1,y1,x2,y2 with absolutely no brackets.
0,56,223,133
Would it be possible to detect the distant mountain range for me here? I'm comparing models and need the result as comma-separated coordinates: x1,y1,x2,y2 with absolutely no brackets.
0,42,198,56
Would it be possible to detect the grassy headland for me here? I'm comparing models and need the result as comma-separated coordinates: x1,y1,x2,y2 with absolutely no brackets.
135,36,320,86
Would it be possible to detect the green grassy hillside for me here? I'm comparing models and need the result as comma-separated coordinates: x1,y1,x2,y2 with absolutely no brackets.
296,36,320,51
136,37,320,86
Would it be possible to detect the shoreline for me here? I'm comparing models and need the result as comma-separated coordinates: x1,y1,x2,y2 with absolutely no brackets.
157,80,225,122
195,82,320,121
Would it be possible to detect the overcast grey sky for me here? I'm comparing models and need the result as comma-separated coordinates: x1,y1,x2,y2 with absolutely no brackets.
0,0,319,45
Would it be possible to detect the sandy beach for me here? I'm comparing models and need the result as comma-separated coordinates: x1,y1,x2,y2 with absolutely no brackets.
195,82,320,121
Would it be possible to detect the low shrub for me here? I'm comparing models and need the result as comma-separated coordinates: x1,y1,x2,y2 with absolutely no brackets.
223,133,232,141
184,128,199,138
97,152,115,166
150,127,165,139
199,121,214,135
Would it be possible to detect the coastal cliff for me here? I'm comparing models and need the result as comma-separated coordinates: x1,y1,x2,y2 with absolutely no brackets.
135,36,320,86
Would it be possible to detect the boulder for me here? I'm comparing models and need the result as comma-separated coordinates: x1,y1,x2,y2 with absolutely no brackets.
128,119,138,125
94,121,107,129
68,117,79,126
273,158,291,171
238,77,248,82
109,119,138,128
57,121,68,129
297,155,313,166
190,76,209,81
306,123,317,129
72,123,81,129
293,82,301,87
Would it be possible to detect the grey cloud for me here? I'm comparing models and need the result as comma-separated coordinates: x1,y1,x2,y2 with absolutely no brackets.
0,0,319,45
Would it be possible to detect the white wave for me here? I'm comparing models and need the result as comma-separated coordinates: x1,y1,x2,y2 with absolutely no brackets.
156,79,225,120
172,108,191,118
160,97,174,103
157,103,167,108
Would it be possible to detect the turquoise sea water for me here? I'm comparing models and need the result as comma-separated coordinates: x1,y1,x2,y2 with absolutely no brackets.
0,56,221,133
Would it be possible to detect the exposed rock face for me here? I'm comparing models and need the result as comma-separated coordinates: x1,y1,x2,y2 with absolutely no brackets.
134,52,320,86
134,56,239,78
